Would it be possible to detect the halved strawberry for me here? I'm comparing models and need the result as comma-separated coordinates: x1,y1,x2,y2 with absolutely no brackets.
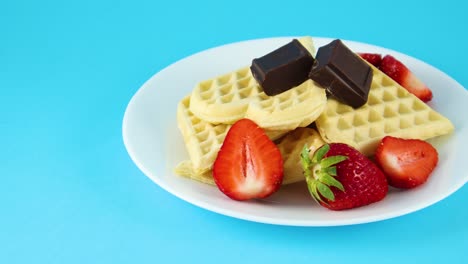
301,143,388,210
379,55,433,102
358,53,382,67
213,118,284,200
375,136,438,189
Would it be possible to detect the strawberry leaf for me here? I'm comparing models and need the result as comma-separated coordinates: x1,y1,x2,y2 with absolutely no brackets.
312,144,329,163
321,155,347,168
306,180,323,203
301,145,313,165
300,145,313,178
320,174,344,192
302,143,346,206
324,166,337,176
317,182,335,201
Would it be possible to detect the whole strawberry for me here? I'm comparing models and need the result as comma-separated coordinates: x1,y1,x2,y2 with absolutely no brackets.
301,143,388,210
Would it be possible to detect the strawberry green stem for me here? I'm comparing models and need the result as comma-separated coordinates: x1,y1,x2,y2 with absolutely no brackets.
301,144,347,203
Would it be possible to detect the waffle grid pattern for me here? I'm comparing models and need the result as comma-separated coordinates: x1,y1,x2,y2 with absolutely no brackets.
316,66,454,156
197,67,315,111
177,96,229,174
188,37,326,131
175,127,325,186
177,95,288,175
190,71,327,130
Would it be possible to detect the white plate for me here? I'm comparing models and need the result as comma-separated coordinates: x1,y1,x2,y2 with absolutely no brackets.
122,37,468,226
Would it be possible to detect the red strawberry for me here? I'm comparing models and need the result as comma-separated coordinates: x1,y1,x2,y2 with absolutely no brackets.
213,118,284,200
379,55,433,102
301,143,388,210
375,136,438,189
358,53,382,67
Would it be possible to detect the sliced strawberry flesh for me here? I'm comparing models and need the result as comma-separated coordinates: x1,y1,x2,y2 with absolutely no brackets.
375,136,438,189
213,118,283,200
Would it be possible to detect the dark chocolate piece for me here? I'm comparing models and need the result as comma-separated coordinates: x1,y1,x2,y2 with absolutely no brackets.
250,39,315,96
309,39,373,108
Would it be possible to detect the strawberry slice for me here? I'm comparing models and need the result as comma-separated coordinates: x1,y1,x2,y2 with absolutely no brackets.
379,55,433,102
213,118,284,200
358,53,382,67
301,143,388,210
375,136,439,189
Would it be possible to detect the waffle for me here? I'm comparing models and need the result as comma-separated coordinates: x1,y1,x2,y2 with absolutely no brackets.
188,37,327,131
277,127,325,184
315,64,454,156
174,160,215,185
177,95,288,176
175,127,325,185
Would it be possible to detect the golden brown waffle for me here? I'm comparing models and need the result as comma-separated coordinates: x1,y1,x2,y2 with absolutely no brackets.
315,64,454,156
188,37,327,131
176,95,288,176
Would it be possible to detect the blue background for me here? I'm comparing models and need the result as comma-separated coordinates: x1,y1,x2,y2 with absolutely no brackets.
2,0,467,263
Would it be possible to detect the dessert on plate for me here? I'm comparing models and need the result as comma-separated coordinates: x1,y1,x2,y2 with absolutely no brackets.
173,36,454,210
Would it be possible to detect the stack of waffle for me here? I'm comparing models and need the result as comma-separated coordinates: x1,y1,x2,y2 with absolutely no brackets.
174,36,454,185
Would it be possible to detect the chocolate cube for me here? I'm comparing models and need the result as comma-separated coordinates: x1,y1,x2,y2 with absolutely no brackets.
309,39,372,108
250,39,315,96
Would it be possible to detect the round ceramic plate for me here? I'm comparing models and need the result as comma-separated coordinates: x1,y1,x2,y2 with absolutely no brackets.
122,37,468,226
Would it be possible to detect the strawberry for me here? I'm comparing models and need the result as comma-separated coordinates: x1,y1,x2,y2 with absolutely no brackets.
358,53,382,67
301,143,388,210
213,118,284,201
375,136,438,189
379,55,433,102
